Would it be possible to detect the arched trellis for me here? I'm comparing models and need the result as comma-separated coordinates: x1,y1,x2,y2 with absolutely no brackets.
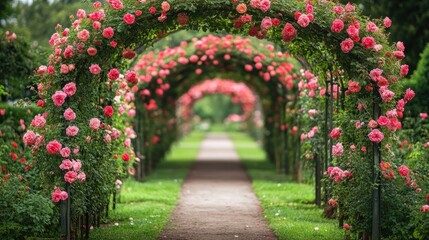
177,78,257,122
131,34,301,182
26,0,421,239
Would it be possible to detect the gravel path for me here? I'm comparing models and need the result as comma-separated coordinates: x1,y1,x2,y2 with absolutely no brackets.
159,133,277,240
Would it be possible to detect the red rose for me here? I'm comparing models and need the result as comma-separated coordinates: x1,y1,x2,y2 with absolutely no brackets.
104,106,114,117
122,153,130,161
122,48,136,59
282,23,297,42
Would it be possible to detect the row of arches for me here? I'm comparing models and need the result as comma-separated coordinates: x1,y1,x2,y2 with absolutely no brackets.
22,0,423,239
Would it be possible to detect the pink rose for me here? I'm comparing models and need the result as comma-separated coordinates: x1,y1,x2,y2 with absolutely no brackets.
104,134,111,143
420,113,428,119
107,68,120,80
60,64,69,74
404,88,415,102
330,128,342,138
87,47,97,56
368,129,384,143
346,25,359,39
52,91,67,107
52,189,63,202
60,147,71,158
92,21,101,30
64,108,76,121
77,172,86,182
60,191,68,200
282,23,297,42
332,142,343,157
76,9,86,19
123,13,135,24
366,22,378,32
343,224,350,231
111,128,121,140
250,0,260,9
369,68,383,81
259,0,270,12
73,147,79,155
380,88,394,102
89,64,101,74
260,17,272,30
368,120,378,128
72,160,82,172
124,138,131,148
46,140,62,154
64,171,77,183
361,37,375,49
340,38,354,53
63,45,75,59
60,159,73,170
398,165,409,177
400,64,409,77
125,71,137,84
77,29,90,41
89,118,101,130
108,0,123,10
420,205,429,213
345,2,355,13
102,27,115,39
348,80,361,93
63,82,76,96
333,6,343,14
383,17,392,28
297,14,310,28
31,114,46,128
374,44,383,52
161,1,170,12
128,109,136,117
66,126,79,137
23,131,37,146
331,19,344,33
115,179,123,185
377,116,390,126
393,51,405,59
355,121,364,129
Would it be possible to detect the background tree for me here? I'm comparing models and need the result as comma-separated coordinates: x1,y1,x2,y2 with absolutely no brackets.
405,43,429,116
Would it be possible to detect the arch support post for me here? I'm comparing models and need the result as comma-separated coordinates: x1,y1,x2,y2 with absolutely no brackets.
315,153,322,206
372,87,381,240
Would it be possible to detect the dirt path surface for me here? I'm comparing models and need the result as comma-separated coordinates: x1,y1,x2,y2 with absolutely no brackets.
159,134,277,240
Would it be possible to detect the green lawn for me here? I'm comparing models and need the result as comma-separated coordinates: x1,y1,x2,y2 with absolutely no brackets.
229,132,344,240
90,132,204,240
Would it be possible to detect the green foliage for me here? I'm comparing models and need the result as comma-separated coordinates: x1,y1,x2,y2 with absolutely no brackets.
0,29,41,100
193,95,242,123
0,104,56,239
405,43,429,117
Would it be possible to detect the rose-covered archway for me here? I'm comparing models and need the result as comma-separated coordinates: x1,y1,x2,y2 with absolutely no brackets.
178,78,256,121
24,0,426,239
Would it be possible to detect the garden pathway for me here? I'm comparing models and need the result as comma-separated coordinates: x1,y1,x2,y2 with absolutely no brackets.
159,133,277,240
